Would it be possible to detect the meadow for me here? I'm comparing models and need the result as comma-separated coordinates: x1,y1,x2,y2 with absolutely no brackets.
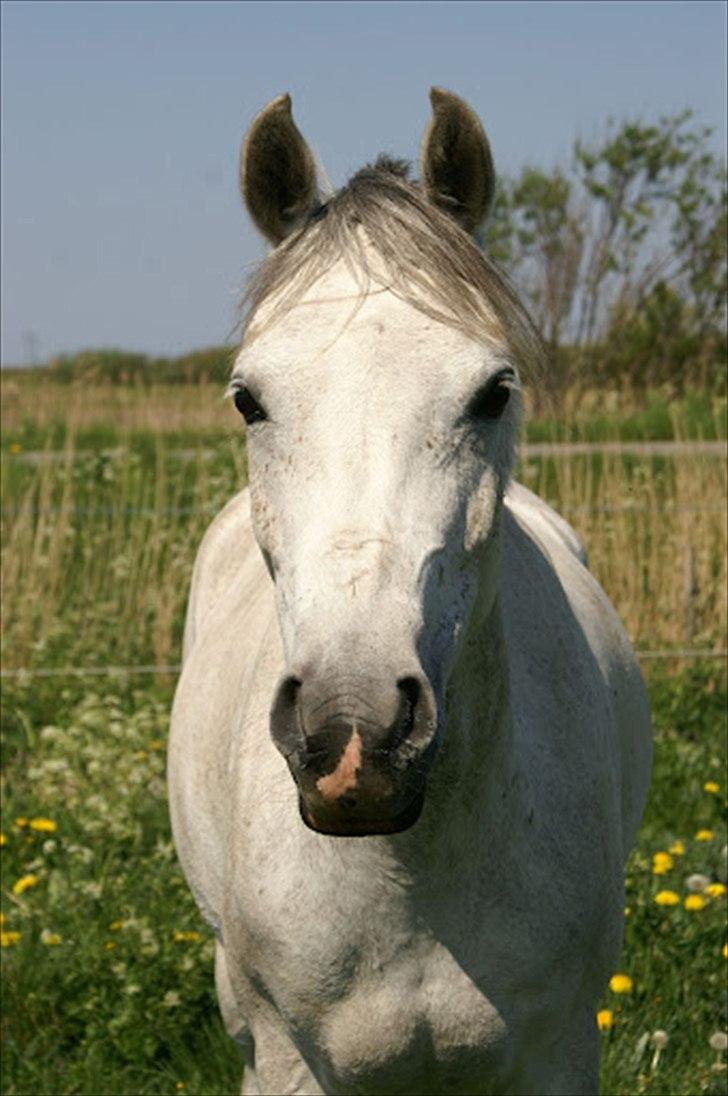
1,374,726,1095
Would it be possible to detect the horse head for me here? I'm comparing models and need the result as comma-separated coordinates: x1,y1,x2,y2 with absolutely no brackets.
231,90,537,836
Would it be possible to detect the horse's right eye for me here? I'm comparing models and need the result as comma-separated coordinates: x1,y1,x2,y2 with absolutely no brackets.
233,387,267,425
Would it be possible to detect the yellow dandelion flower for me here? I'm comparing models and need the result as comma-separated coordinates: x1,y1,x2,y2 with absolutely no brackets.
652,851,673,875
104,941,116,951
684,894,707,911
29,818,57,833
624,906,631,917
109,920,124,931
135,750,148,761
40,930,62,946
14,818,28,828
174,931,201,943
9,442,22,454
0,913,5,927
149,739,163,751
695,829,714,842
723,943,728,959
706,883,727,899
12,874,39,895
176,1084,186,1092
654,890,680,906
704,781,720,795
596,1009,614,1031
669,840,685,856
0,833,7,847
1,931,21,947
609,974,633,994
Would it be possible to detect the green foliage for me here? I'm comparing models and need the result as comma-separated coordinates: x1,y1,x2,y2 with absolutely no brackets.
524,391,726,443
603,282,727,396
31,346,238,386
484,111,727,400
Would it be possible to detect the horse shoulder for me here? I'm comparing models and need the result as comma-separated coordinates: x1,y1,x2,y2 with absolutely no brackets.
182,487,260,659
169,488,276,935
505,480,588,567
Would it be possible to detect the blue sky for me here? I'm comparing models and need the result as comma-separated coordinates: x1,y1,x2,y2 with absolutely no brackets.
1,0,726,365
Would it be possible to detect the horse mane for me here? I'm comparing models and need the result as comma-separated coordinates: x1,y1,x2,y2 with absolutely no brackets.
239,156,542,378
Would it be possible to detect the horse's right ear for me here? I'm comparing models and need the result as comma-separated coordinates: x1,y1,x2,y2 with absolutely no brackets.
240,94,321,246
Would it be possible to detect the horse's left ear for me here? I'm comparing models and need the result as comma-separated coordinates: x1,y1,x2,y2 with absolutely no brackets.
240,93,321,246
420,87,495,235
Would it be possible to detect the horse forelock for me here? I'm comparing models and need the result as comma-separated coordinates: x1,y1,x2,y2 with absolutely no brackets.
237,160,542,379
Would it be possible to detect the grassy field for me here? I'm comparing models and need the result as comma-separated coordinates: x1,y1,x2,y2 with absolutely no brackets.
1,375,726,1095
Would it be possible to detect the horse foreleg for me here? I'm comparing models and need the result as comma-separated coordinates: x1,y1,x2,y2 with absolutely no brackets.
215,943,255,1093
216,942,324,1095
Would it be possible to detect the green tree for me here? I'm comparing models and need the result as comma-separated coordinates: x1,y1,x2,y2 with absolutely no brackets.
485,111,727,399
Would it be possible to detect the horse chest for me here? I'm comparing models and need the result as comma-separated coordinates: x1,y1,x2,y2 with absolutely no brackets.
314,945,514,1094
239,892,531,1095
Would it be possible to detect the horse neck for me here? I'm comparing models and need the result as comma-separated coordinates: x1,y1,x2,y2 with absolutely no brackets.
427,593,515,817
382,540,524,878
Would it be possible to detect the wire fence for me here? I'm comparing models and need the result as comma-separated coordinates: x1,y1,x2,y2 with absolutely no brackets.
1,650,726,680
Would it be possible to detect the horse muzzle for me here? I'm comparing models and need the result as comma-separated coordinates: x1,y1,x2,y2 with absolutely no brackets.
270,670,438,836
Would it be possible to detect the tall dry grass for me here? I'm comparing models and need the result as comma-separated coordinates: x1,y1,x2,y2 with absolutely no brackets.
1,380,725,675
519,451,726,652
1,378,236,437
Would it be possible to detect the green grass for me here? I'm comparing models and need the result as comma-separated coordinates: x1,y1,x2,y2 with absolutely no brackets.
524,392,727,444
599,664,728,1096
1,665,726,1096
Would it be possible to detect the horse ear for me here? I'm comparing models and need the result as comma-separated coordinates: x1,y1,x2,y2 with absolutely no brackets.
420,87,495,235
240,94,321,245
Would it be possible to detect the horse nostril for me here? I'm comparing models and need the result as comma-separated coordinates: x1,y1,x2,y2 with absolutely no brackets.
270,675,303,758
396,676,421,738
277,675,302,709
395,673,437,752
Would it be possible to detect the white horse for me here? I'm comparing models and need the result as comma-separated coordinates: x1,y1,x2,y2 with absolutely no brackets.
168,89,652,1096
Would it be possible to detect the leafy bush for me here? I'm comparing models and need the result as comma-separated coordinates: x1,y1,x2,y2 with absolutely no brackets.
38,346,237,387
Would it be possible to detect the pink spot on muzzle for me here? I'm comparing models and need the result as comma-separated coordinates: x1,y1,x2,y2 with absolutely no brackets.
315,729,363,803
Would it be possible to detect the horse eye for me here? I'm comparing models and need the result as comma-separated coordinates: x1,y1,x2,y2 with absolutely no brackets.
233,387,267,425
468,377,511,420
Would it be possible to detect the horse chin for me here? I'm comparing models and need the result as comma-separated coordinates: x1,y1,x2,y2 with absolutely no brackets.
298,789,425,837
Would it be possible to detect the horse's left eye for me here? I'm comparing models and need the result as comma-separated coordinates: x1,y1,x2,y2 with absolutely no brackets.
468,376,512,420
233,387,267,425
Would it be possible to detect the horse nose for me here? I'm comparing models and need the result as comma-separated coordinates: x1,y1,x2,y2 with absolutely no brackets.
269,670,437,776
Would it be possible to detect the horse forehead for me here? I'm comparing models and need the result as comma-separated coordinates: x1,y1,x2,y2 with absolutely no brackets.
244,285,479,383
